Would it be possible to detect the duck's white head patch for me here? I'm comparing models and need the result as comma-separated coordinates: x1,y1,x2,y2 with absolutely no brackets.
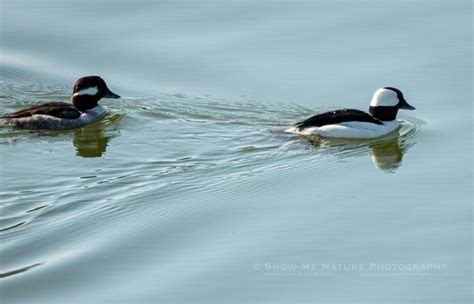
370,88,399,107
73,86,98,97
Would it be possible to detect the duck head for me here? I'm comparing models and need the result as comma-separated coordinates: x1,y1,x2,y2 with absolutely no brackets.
369,87,415,121
71,76,120,112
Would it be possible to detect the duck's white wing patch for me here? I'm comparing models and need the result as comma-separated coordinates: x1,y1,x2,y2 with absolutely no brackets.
73,86,98,96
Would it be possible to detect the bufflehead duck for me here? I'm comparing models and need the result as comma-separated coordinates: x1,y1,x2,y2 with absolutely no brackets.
0,76,120,130
286,87,415,139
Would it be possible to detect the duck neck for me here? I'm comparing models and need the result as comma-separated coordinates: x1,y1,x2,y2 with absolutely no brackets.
72,96,100,112
369,106,399,121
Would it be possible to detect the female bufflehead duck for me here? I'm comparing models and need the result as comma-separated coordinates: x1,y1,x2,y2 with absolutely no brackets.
286,87,415,139
0,76,120,130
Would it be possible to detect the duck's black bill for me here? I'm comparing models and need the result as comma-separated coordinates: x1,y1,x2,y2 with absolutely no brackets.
399,99,415,110
104,88,121,99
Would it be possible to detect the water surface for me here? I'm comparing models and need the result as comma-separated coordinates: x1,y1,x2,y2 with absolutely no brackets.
0,1,472,303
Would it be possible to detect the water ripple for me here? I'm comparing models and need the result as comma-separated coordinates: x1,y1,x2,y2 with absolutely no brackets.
0,81,429,282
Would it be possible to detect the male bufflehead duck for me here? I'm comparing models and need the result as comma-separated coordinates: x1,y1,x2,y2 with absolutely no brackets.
286,87,415,139
0,76,120,130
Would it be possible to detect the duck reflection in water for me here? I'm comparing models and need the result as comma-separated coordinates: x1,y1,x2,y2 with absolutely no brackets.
305,129,414,173
73,125,109,158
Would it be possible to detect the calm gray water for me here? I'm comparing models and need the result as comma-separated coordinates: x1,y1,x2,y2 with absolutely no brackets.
0,1,472,303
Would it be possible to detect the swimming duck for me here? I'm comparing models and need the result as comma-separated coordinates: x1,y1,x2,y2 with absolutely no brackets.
286,87,415,139
0,76,120,130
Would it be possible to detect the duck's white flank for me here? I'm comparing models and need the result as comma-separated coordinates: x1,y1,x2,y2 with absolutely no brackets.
0,105,105,130
285,120,400,139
